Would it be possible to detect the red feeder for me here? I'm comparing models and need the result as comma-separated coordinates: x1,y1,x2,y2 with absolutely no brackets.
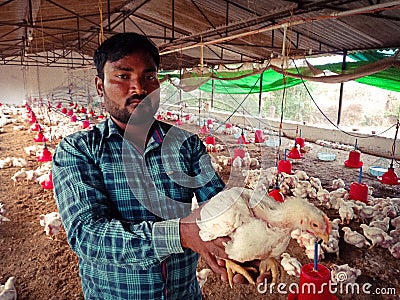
56,102,62,109
166,111,172,117
278,159,293,174
29,115,37,124
200,125,210,134
378,167,400,185
288,264,338,300
344,150,363,168
70,115,77,122
33,131,48,142
30,122,41,132
82,120,90,129
89,109,95,117
97,114,105,120
233,148,246,161
287,146,304,159
156,114,164,120
80,107,87,113
61,107,67,114
295,137,305,148
185,114,191,121
175,119,184,126
207,119,213,125
205,136,216,145
36,147,52,162
254,129,265,143
69,102,74,107
67,109,73,116
41,172,53,189
236,134,248,144
349,182,369,203
268,188,285,202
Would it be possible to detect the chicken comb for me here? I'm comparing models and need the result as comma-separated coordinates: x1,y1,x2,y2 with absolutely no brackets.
325,216,332,234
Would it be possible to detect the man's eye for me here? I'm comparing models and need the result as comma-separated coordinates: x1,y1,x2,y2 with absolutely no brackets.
117,74,128,79
145,74,157,80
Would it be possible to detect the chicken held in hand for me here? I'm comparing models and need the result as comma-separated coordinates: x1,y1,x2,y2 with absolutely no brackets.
196,187,331,288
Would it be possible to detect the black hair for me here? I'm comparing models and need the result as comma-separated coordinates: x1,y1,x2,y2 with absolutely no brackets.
93,32,160,80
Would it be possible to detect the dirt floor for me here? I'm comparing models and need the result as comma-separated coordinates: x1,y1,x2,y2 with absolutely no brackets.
0,110,399,300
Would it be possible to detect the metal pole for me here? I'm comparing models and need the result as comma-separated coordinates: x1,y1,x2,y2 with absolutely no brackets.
337,50,347,125
259,72,263,128
211,78,214,110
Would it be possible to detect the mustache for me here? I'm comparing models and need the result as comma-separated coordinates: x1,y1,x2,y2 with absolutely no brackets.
125,94,147,106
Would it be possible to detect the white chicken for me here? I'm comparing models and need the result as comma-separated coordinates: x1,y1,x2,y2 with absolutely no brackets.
332,178,345,190
0,203,10,224
280,253,302,277
11,168,27,185
338,199,355,224
196,268,212,288
391,216,400,229
369,216,391,232
39,212,63,238
359,224,393,249
330,264,361,284
0,276,17,300
321,235,340,259
242,152,259,168
389,242,400,259
231,156,242,171
197,187,331,287
342,227,371,248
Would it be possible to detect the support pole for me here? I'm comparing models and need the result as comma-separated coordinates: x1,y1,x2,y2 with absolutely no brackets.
171,0,175,41
211,78,215,110
337,50,347,125
259,72,263,128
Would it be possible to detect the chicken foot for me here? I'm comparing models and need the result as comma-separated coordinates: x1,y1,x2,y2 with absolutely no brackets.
259,257,279,284
223,259,257,288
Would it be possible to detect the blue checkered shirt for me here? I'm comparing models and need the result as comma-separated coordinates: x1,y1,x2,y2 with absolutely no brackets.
52,118,225,299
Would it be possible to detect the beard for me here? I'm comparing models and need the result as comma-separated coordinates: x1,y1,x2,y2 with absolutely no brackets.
104,89,160,125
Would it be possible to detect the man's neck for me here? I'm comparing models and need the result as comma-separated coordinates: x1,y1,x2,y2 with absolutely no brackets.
112,116,155,149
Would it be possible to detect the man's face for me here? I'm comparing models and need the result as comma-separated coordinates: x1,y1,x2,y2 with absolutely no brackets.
95,51,160,125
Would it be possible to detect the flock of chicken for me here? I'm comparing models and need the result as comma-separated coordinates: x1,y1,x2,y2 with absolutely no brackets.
0,103,87,300
1,103,400,297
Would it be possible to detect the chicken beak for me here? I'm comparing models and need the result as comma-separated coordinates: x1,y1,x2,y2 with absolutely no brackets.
319,233,330,244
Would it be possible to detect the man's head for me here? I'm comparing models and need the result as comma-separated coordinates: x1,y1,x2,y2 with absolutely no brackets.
94,33,160,126
94,33,160,81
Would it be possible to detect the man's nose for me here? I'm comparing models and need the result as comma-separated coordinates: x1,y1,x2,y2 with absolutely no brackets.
129,77,147,94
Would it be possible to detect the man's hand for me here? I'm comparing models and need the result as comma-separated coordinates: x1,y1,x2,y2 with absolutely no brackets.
180,207,229,280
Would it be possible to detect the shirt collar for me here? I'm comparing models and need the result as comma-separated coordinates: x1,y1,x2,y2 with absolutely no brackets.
105,118,122,138
105,117,165,147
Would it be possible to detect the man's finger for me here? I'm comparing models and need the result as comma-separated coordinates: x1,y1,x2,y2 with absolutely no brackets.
232,274,250,284
203,252,227,277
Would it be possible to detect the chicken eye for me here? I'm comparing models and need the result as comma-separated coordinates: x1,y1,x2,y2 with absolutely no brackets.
312,223,319,228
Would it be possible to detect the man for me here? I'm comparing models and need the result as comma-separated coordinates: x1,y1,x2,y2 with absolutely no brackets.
52,32,229,299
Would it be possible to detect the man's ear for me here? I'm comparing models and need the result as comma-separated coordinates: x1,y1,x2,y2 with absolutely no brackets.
95,75,104,97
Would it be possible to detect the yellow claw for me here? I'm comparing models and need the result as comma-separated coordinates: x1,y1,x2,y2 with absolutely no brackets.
223,259,256,288
259,257,279,284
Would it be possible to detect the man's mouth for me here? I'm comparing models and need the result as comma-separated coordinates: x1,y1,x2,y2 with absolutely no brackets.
126,95,147,106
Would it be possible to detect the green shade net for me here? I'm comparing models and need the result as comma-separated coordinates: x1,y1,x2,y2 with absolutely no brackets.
159,49,400,94
199,69,303,94
303,61,400,92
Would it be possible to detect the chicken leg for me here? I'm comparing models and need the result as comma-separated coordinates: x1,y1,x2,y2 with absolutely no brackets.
223,259,257,288
259,257,279,284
